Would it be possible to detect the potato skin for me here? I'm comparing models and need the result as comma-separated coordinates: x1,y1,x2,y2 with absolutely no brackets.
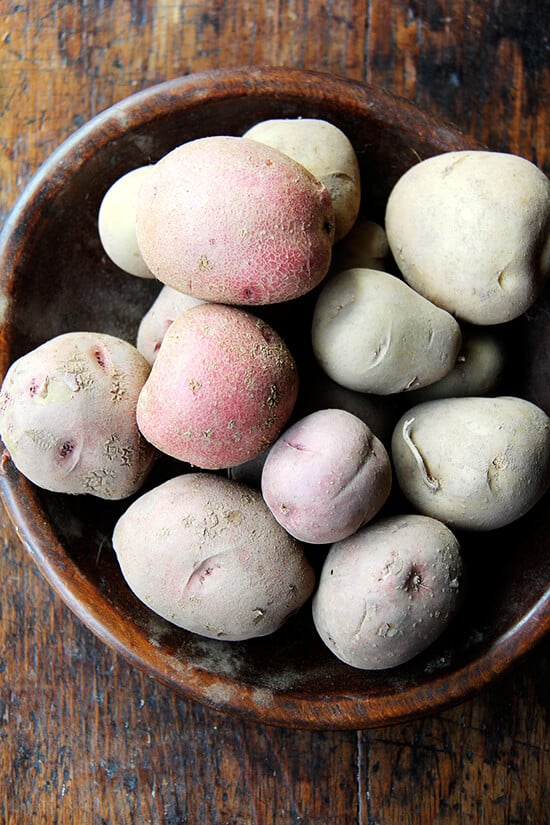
137,303,299,470
312,514,463,670
98,166,154,278
261,409,392,544
243,117,360,242
311,268,462,394
391,396,550,530
385,150,550,324
112,473,316,641
0,332,156,498
137,285,205,365
135,136,335,305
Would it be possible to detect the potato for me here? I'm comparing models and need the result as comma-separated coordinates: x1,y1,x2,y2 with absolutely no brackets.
137,303,298,470
112,473,316,641
98,166,154,278
135,136,335,304
330,217,389,271
312,514,463,670
243,117,360,241
311,268,462,394
405,327,507,403
391,396,550,530
385,150,550,324
261,409,392,544
137,285,205,364
0,332,156,498
295,359,400,447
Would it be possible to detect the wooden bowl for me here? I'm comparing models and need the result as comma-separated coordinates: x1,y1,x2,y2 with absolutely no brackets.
0,67,548,730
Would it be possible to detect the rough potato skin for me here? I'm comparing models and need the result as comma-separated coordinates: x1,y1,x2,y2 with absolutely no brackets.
243,117,361,242
261,409,392,544
391,396,550,530
0,332,157,498
385,150,550,324
137,285,205,364
112,473,316,641
135,136,335,305
312,514,463,670
136,303,299,469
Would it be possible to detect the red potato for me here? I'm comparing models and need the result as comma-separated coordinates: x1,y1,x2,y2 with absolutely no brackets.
137,285,205,365
135,136,335,305
0,332,157,498
261,409,392,544
137,303,299,470
312,514,464,670
112,473,316,641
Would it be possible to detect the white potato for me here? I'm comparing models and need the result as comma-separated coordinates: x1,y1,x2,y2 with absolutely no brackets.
311,268,462,394
98,166,154,278
391,396,550,530
331,217,389,272
385,150,550,324
406,327,507,403
312,514,463,670
244,117,361,241
112,473,316,641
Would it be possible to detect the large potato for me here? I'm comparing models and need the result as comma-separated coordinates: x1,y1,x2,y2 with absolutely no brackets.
137,303,298,470
261,409,392,544
112,473,316,641
311,268,462,394
385,150,550,324
243,117,360,241
312,514,463,670
391,396,550,530
135,136,335,305
0,332,156,498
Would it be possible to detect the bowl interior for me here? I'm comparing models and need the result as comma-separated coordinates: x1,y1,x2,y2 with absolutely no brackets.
0,67,548,729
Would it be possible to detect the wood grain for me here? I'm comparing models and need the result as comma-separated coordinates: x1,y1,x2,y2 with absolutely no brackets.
1,1,549,823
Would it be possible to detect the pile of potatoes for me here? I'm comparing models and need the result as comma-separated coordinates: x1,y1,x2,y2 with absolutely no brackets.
1,117,549,673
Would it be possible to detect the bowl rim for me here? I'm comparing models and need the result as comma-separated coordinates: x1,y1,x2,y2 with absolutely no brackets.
0,66,548,730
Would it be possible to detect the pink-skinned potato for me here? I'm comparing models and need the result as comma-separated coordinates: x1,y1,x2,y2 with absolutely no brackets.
0,332,157,498
137,284,206,365
135,136,335,305
261,409,392,544
312,514,464,670
112,473,316,641
136,303,299,469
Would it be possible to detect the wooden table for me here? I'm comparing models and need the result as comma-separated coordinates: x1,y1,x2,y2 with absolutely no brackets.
1,2,548,822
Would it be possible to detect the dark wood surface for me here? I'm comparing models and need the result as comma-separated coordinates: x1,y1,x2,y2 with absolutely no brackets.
0,2,548,823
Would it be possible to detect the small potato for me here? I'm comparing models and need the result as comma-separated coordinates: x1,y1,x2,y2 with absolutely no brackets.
137,285,205,364
136,136,335,305
98,166,154,278
385,150,550,324
137,303,298,470
312,514,463,670
311,268,462,394
405,327,507,403
0,332,156,498
331,217,389,272
261,409,392,544
243,117,360,241
112,473,316,641
391,396,550,530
